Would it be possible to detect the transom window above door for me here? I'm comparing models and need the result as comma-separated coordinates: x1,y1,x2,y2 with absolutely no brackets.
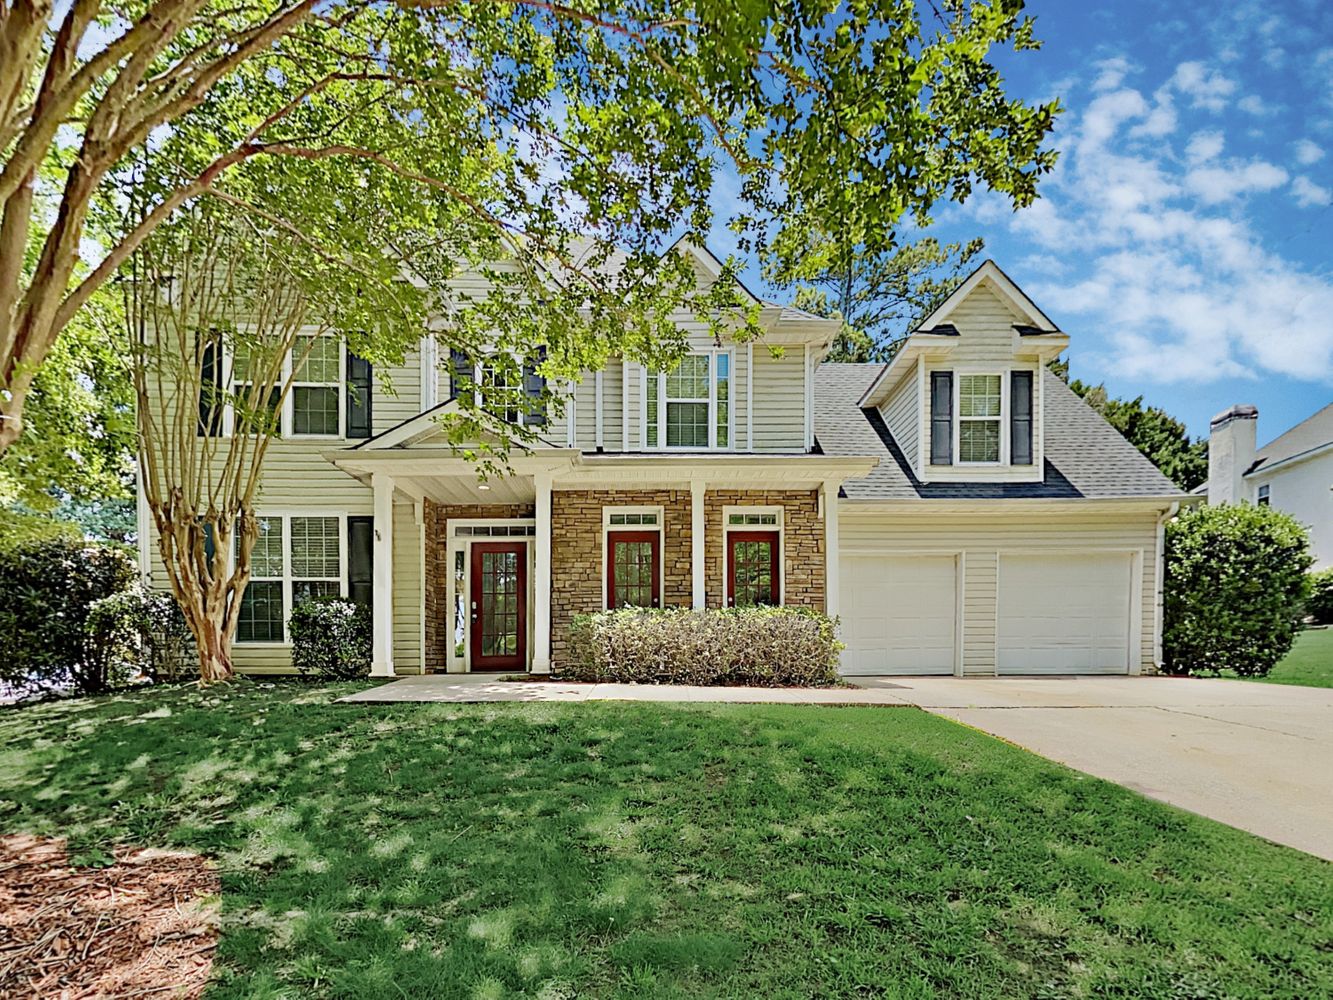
644,352,731,449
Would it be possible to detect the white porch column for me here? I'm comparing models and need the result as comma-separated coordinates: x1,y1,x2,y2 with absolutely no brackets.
690,479,706,609
371,472,396,676
822,479,841,619
532,471,553,674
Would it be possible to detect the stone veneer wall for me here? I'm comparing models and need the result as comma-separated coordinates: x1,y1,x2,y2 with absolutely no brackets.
703,489,825,611
423,500,535,673
550,489,693,668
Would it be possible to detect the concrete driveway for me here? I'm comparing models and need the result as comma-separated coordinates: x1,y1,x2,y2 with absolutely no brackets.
849,675,1333,861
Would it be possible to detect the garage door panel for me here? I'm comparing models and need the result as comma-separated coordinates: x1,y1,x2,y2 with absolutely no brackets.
840,556,956,675
997,553,1131,675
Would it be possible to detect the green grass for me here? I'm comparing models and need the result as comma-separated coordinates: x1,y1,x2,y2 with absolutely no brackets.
1250,628,1333,688
2,683,1330,999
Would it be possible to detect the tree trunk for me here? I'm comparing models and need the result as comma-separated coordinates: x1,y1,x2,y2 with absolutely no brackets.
192,612,235,684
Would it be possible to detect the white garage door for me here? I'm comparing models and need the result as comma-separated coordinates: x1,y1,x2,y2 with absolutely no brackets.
839,555,957,675
997,553,1132,674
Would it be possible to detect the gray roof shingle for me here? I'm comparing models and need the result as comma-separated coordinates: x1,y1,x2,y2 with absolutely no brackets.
815,363,1184,500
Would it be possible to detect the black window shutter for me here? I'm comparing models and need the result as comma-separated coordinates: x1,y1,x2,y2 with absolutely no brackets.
345,349,373,438
930,371,953,465
1011,370,1034,465
198,336,222,437
448,349,471,401
523,346,547,426
202,521,216,563
347,516,374,608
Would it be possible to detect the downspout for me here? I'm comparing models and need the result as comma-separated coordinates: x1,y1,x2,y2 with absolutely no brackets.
1154,501,1180,672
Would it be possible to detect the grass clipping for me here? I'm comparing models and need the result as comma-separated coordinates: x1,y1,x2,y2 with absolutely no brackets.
0,834,219,998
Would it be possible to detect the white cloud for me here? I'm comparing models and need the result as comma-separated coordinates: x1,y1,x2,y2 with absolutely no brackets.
1294,139,1325,166
1169,61,1237,111
1185,130,1224,162
1184,160,1288,204
982,61,1333,385
1091,57,1135,92
1237,94,1271,115
1292,176,1333,208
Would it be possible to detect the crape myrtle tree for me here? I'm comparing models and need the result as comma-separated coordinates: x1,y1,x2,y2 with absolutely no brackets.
2,0,1060,455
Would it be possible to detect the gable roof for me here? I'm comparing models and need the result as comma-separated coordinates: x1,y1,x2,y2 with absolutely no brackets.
816,363,1185,501
914,259,1060,334
1247,402,1333,476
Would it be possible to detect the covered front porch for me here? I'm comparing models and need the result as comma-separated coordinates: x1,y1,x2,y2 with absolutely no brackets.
327,445,876,677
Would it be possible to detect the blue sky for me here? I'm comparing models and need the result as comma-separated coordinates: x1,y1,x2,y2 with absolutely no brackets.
727,1,1333,441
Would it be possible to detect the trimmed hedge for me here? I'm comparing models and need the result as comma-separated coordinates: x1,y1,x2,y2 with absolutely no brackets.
565,606,842,686
289,597,372,680
1307,569,1333,626
1163,503,1312,677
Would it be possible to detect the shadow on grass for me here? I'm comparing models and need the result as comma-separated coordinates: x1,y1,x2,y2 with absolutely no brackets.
2,680,1330,999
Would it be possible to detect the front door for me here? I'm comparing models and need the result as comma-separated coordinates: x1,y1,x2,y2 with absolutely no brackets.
469,542,527,671
727,531,780,607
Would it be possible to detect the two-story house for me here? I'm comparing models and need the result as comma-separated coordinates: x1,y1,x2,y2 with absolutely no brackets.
137,253,1189,677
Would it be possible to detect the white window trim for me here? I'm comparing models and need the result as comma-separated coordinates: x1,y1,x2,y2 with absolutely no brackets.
954,371,1007,467
602,505,665,610
233,510,349,646
641,349,734,452
721,504,785,607
1257,484,1271,506
470,354,543,428
222,331,346,440
445,518,537,672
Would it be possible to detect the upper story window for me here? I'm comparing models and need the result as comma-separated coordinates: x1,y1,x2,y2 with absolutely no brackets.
929,369,1034,468
644,351,731,450
219,333,369,439
449,350,547,427
957,374,1003,463
1258,484,1271,506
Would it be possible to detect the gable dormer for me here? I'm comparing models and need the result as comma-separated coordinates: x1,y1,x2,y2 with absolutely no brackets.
858,261,1068,484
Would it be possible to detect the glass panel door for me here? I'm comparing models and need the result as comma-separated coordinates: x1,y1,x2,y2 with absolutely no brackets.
468,542,527,670
727,531,780,607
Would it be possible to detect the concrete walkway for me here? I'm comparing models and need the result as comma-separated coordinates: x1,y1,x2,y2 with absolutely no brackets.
341,673,1333,860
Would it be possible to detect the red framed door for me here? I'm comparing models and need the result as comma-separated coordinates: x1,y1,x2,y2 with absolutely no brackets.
469,542,527,670
727,531,780,607
606,530,661,608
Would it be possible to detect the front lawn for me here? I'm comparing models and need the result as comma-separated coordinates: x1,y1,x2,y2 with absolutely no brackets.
2,683,1329,998
1251,627,1333,688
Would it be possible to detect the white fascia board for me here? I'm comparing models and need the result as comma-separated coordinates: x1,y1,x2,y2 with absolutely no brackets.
1243,440,1333,478
915,259,1059,333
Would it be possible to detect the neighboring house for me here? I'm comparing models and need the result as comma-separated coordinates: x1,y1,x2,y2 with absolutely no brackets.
1203,403,1333,569
138,253,1189,678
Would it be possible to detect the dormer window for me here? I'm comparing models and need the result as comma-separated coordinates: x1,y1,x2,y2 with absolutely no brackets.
929,368,1036,469
957,374,1003,464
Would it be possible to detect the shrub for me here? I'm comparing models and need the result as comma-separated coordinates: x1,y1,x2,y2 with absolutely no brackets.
1307,569,1333,626
564,606,842,686
289,597,372,680
1163,504,1313,677
0,536,136,696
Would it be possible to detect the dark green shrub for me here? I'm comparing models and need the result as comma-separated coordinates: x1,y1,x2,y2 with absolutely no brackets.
1307,569,1333,626
0,536,136,695
1163,504,1313,677
565,606,842,686
289,597,372,680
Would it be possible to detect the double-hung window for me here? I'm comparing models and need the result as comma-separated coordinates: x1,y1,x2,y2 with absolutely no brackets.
957,374,1003,464
227,333,346,438
236,514,344,643
291,335,342,436
644,351,731,449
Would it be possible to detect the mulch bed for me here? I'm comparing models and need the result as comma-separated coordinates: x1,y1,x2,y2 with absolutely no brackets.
0,834,219,999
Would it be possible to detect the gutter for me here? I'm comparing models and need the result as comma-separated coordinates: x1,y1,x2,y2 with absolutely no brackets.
1154,501,1180,671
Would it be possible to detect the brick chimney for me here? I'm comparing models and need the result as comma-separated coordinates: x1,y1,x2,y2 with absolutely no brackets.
1207,404,1258,504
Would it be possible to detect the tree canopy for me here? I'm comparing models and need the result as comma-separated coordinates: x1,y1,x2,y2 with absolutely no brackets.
3,0,1060,456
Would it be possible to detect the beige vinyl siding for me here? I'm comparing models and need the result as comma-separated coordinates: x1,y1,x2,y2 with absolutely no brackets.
600,360,625,451
879,374,920,471
374,350,423,433
392,500,423,675
937,285,1022,363
838,505,1160,674
751,348,807,452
